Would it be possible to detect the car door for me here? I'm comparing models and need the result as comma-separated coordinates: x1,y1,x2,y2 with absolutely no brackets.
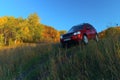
86,26,92,39
89,26,96,38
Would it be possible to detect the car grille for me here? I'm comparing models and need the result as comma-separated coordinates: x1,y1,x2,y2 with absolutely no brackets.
63,33,73,38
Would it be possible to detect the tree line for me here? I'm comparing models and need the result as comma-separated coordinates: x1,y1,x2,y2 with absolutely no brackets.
0,13,66,46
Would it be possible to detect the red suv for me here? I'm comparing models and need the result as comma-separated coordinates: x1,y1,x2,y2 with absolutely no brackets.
60,23,99,47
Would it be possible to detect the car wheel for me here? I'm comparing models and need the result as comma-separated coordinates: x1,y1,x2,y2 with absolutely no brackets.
83,35,88,44
95,34,99,42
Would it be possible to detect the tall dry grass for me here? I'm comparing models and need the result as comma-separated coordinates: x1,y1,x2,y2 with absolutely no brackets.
0,36,120,80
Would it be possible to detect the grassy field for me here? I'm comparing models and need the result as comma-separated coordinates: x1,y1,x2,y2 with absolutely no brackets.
0,36,120,80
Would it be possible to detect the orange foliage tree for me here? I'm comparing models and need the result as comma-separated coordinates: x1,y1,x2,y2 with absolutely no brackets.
0,13,61,46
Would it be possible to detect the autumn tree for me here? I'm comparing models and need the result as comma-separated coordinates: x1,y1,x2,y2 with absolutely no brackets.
43,26,60,42
59,30,67,35
0,13,61,46
27,13,43,42
28,13,40,26
1,16,16,45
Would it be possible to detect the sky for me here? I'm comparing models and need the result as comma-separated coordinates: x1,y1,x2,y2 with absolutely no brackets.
0,0,120,32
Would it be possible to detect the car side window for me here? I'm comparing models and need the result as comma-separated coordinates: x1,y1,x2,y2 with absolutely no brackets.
78,26,83,30
86,26,91,30
89,25,95,30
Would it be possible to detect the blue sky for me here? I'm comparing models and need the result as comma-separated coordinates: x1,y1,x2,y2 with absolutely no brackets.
0,0,120,32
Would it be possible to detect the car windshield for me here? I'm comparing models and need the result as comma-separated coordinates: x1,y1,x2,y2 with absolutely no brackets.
68,25,83,33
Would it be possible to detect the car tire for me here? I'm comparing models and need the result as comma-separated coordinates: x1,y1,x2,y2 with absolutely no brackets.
95,34,99,42
83,35,88,44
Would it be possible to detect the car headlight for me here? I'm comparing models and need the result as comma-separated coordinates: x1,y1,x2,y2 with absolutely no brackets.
73,32,77,35
77,31,81,34
60,35,63,39
73,31,81,35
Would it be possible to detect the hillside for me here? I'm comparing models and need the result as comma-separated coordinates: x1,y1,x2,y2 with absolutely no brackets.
99,26,120,38
0,27,120,80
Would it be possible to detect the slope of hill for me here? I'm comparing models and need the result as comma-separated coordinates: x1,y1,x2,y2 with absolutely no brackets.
0,27,120,80
99,26,120,38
